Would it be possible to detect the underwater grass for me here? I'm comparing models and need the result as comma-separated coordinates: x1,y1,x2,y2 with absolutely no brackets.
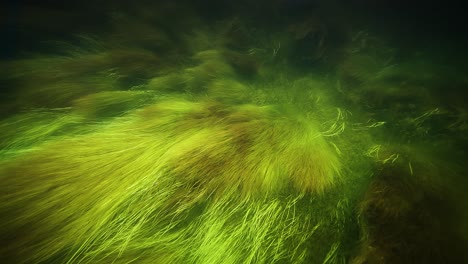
1,6,467,263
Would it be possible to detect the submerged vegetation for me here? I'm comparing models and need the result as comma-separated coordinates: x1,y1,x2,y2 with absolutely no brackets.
1,1,467,263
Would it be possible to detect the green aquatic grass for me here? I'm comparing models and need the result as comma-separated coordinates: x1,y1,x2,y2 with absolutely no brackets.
1,9,467,263
0,94,350,263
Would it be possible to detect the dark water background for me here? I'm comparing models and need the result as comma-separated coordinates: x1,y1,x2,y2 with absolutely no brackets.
2,0,468,58
2,0,467,107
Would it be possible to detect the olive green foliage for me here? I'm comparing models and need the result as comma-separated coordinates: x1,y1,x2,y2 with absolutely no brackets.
1,2,467,264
